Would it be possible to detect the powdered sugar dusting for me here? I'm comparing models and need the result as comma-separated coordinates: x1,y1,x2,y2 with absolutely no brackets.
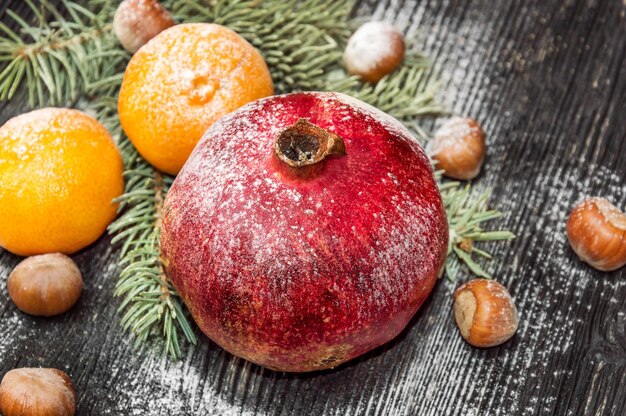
362,161,625,416
592,198,626,230
478,163,626,414
102,354,256,416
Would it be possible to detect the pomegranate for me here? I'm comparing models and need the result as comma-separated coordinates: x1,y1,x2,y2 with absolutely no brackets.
161,92,448,372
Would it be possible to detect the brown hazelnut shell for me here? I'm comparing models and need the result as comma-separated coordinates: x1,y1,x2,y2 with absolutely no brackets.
453,279,519,348
343,22,405,83
430,117,486,180
566,198,626,271
113,0,175,54
0,368,76,416
7,253,83,317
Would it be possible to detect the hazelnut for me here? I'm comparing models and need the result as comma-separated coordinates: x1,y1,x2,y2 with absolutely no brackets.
343,22,405,83
429,117,486,180
566,197,626,271
453,279,519,348
7,253,83,317
113,0,175,54
0,368,76,416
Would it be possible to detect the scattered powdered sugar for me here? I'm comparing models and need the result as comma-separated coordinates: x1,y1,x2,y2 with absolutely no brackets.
584,197,626,229
332,92,421,147
348,160,624,416
104,353,257,415
0,293,22,361
479,163,626,414
426,116,475,155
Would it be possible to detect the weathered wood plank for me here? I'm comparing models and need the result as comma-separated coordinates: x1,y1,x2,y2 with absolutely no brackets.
0,0,624,415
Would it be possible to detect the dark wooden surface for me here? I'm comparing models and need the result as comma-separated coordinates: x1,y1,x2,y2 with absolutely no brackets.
1,0,625,415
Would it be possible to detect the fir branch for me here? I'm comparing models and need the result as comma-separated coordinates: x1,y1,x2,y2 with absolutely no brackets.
324,57,446,124
166,0,354,93
0,0,124,107
80,72,198,357
108,144,197,358
440,182,516,281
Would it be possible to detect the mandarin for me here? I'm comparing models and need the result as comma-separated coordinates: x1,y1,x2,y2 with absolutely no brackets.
0,108,124,256
118,23,274,174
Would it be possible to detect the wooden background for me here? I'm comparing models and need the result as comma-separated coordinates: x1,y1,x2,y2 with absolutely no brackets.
1,0,625,414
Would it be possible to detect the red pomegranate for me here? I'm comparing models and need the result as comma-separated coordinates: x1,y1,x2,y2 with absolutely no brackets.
161,92,448,372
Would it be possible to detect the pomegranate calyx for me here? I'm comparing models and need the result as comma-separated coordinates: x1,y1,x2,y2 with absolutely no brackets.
274,118,346,168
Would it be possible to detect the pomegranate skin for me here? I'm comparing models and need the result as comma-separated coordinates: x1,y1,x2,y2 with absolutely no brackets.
161,92,448,372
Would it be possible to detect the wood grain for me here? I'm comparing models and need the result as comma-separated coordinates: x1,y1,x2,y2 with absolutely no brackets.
1,0,625,415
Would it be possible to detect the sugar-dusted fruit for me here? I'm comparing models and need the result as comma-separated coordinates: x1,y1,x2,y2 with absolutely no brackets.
118,23,274,174
0,108,124,256
162,92,448,372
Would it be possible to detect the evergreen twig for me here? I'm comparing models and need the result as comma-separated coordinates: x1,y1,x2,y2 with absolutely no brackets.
0,0,124,107
164,0,355,93
108,150,197,358
439,179,516,281
327,58,445,123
